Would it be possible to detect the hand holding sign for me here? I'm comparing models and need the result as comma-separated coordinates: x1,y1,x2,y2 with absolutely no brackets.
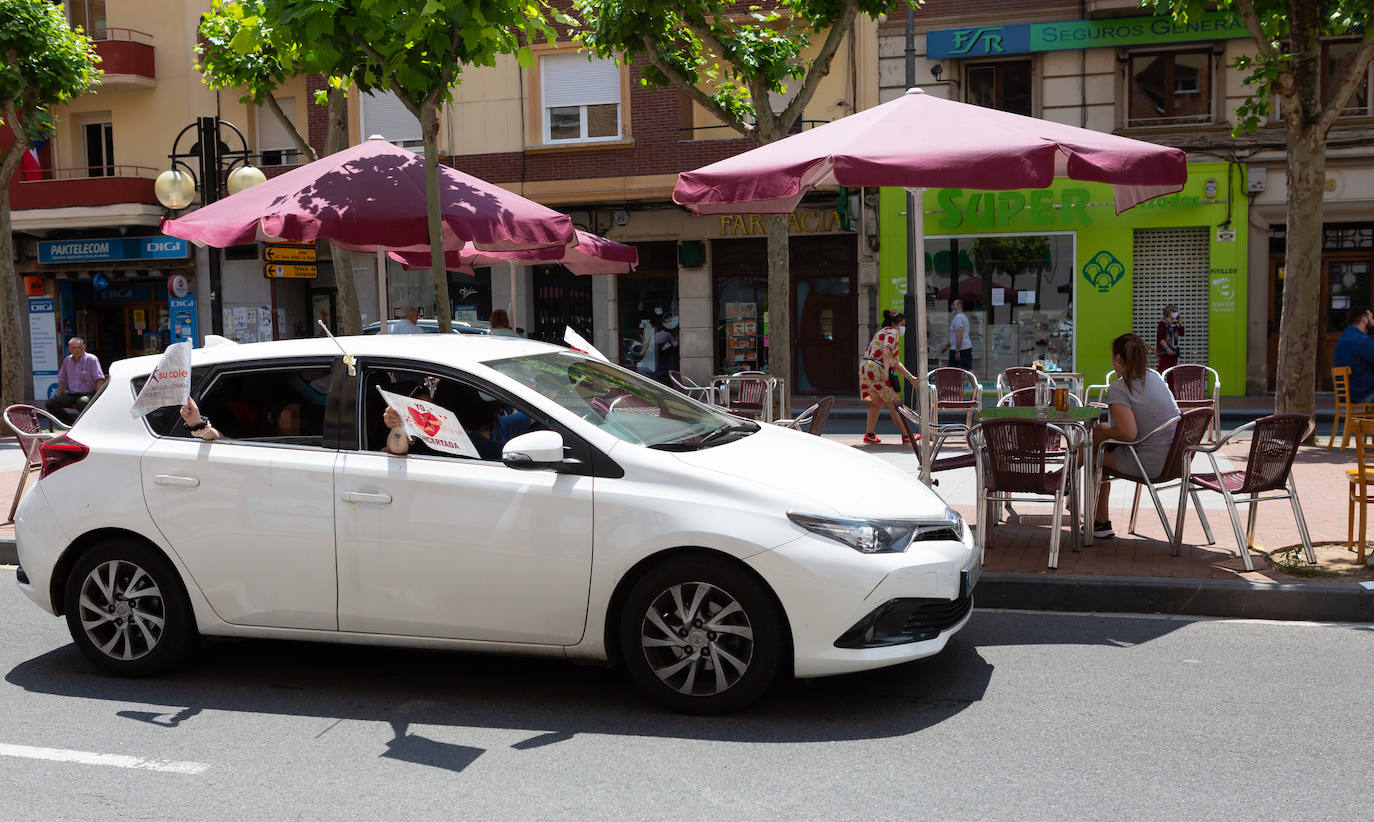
130,342,192,417
376,387,480,458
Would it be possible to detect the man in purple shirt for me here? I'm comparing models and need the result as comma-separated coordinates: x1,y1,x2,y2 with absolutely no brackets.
45,337,106,421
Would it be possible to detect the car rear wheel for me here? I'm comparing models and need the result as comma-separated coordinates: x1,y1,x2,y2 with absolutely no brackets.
619,556,784,714
63,540,197,676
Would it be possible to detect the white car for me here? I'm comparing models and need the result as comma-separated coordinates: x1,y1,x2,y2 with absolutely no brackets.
13,335,977,713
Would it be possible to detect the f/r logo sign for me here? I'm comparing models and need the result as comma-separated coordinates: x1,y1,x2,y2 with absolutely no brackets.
950,27,1006,56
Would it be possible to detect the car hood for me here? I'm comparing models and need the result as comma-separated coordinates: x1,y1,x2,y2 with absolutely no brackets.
669,423,948,520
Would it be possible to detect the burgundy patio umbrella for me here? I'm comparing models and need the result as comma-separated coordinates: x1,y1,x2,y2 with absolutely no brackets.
389,230,639,276
673,88,1187,481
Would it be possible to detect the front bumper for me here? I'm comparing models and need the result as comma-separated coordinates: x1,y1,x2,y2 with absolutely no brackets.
747,524,979,678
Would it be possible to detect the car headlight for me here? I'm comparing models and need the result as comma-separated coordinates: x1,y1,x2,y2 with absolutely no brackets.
787,508,964,554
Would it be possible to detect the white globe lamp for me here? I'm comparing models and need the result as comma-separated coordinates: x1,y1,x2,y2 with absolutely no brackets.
226,164,267,195
154,169,195,210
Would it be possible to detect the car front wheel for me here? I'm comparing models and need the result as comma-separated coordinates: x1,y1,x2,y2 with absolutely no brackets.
63,540,197,676
619,556,784,713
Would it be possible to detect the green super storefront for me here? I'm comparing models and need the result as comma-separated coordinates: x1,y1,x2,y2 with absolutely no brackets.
878,161,1246,397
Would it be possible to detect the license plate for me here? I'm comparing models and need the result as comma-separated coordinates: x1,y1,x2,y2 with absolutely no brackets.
960,555,981,598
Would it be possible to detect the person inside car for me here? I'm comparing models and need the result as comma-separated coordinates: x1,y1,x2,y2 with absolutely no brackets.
180,397,223,441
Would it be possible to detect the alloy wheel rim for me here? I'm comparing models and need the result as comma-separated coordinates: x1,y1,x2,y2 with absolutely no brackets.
77,560,166,661
639,581,754,696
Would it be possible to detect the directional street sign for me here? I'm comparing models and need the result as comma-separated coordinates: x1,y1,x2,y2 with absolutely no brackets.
264,244,318,263
264,263,318,279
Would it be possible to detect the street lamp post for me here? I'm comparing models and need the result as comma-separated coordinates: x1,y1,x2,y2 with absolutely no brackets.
154,116,266,336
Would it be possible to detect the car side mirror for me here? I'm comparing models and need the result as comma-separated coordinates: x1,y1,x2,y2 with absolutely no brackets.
502,430,566,468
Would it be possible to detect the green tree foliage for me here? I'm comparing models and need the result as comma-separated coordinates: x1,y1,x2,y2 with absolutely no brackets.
574,0,907,382
1153,1,1374,417
0,0,100,404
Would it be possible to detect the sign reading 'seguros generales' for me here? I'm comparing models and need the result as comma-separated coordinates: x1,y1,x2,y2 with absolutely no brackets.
927,11,1250,59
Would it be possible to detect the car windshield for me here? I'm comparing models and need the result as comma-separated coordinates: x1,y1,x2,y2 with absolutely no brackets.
486,351,752,448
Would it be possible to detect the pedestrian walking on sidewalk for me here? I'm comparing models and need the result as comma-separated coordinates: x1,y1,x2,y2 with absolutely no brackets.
1156,304,1184,371
942,299,973,370
859,310,916,445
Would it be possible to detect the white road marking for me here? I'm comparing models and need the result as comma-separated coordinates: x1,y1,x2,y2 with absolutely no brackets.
0,743,209,774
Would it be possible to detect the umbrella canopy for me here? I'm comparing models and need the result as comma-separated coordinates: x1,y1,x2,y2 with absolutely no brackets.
673,88,1187,216
389,230,638,276
161,138,575,253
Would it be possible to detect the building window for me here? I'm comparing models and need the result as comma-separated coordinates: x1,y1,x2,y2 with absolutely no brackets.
541,52,621,144
67,0,106,40
1127,50,1213,127
360,91,422,148
82,119,114,177
966,60,1032,116
1324,39,1373,116
257,97,301,167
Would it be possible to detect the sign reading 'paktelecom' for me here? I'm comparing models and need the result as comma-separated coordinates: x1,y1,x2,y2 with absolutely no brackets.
38,236,188,264
928,11,1249,59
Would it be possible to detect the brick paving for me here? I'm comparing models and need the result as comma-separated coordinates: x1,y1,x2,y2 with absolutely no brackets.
2,435,1365,586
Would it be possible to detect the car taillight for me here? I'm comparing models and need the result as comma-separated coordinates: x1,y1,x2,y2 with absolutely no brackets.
38,434,89,479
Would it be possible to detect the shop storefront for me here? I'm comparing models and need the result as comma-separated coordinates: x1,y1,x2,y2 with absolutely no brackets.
877,162,1247,394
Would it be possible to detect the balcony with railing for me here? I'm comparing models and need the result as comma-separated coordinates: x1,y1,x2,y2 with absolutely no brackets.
10,165,161,211
92,29,156,88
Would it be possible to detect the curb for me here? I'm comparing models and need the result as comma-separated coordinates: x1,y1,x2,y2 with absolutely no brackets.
976,572,1374,622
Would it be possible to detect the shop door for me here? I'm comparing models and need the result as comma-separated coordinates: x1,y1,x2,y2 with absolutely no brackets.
793,275,856,394
1132,227,1209,368
533,265,593,344
1267,251,1374,391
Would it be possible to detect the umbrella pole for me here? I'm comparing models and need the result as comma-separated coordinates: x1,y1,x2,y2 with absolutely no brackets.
376,246,389,334
907,187,932,485
509,261,519,334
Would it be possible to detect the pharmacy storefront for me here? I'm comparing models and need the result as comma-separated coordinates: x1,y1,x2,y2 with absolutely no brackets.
878,162,1247,393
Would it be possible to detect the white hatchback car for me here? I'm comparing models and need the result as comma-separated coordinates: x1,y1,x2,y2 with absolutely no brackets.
14,335,978,712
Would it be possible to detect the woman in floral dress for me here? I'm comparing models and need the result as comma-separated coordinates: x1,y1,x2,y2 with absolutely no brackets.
859,310,916,444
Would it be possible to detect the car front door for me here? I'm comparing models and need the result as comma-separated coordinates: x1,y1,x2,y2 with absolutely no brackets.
141,360,340,630
333,362,594,644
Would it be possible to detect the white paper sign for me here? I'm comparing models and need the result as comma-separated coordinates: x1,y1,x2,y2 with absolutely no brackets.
376,387,480,458
564,326,609,362
1018,290,1036,305
129,342,192,417
991,288,1005,306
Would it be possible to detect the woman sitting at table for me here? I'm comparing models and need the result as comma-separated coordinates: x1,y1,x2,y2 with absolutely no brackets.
1092,332,1180,539
859,310,916,445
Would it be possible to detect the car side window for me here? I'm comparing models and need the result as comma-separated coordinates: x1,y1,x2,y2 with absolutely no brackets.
361,366,539,462
195,364,334,446
134,366,211,437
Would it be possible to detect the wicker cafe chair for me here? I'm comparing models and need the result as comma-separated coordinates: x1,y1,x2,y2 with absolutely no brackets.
5,404,71,522
722,371,769,419
928,367,982,429
775,395,835,436
996,387,1083,409
971,418,1084,568
1330,366,1374,451
1177,413,1315,572
1094,408,1216,551
1162,364,1221,443
897,405,974,485
996,367,1041,403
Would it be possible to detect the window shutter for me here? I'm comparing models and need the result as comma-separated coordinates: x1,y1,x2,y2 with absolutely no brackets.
257,97,297,151
360,91,422,144
542,53,621,108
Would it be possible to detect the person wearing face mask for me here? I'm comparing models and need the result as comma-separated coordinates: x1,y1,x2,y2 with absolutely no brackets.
859,310,916,445
1334,306,1374,402
1156,305,1184,371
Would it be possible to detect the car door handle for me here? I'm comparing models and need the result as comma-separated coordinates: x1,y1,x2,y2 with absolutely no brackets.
152,474,200,488
341,491,392,505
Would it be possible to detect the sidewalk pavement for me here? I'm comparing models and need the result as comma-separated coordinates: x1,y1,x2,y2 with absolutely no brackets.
3,428,1371,622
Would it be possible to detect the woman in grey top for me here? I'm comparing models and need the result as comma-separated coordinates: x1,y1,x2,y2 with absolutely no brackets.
1091,333,1180,538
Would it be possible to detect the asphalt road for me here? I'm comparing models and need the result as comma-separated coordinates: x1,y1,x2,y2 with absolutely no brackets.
0,573,1369,821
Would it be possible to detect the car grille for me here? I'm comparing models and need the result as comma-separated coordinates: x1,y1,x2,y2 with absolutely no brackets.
834,595,973,649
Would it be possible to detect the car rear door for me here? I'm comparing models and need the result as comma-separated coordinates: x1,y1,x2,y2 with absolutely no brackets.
141,358,340,630
333,360,595,644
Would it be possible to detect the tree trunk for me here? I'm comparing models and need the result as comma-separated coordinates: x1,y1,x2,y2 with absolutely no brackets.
321,89,362,334
421,103,453,333
1274,127,1325,418
0,191,28,406
766,213,790,408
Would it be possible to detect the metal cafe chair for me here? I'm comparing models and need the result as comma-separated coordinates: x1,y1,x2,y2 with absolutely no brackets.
667,370,720,405
927,367,982,429
774,395,834,436
1093,408,1215,550
1176,413,1315,572
1084,369,1120,408
896,405,974,485
996,388,1083,408
1162,364,1221,443
996,366,1041,404
970,417,1084,569
5,404,71,522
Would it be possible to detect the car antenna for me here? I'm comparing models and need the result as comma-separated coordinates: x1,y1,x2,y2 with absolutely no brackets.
317,319,357,376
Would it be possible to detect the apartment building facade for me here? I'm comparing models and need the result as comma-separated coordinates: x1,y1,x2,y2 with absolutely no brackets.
877,0,1374,395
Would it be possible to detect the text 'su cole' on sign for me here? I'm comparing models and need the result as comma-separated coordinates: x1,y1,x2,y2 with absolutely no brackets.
263,243,318,263
264,263,318,279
